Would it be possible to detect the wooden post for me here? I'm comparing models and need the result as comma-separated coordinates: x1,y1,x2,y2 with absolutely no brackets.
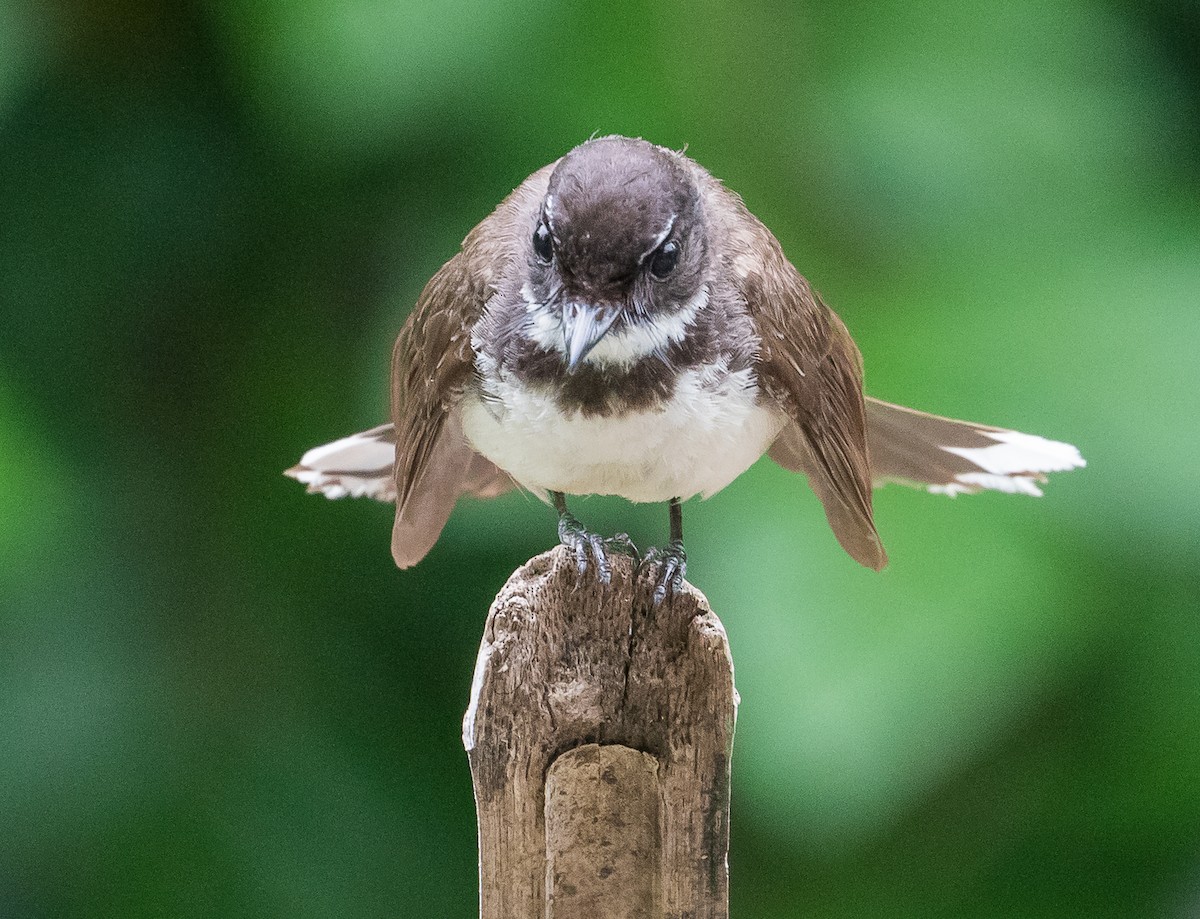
463,546,737,919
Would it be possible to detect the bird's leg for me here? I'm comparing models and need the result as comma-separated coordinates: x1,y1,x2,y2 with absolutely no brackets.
642,497,687,605
553,492,638,585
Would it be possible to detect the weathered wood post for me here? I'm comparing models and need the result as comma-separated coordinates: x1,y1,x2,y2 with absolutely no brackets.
463,546,738,919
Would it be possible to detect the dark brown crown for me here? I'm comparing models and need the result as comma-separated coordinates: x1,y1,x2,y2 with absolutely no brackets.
543,136,700,300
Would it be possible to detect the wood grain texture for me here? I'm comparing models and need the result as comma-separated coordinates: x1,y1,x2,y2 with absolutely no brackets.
463,546,737,919
545,745,660,918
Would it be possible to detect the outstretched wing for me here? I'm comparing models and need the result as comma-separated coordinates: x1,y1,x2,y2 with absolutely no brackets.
717,190,885,569
389,251,504,567
389,165,553,567
756,284,885,570
390,252,484,513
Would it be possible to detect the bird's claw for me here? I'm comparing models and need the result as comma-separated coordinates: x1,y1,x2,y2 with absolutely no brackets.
641,539,687,606
605,532,639,558
558,517,639,585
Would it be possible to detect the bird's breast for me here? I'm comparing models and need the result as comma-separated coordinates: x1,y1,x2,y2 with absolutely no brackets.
459,360,786,503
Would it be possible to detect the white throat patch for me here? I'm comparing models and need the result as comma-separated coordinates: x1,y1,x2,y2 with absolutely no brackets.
521,283,708,368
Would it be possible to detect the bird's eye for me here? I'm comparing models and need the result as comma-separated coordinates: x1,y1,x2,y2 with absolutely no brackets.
533,221,553,264
650,240,680,279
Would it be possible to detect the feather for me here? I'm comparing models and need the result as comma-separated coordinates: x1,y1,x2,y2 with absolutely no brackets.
865,398,1085,497
284,424,396,501
727,178,885,570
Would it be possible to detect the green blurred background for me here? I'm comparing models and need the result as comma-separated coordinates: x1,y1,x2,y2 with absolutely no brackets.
2,0,1198,916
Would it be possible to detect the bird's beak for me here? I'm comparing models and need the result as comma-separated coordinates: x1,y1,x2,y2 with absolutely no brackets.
563,302,620,372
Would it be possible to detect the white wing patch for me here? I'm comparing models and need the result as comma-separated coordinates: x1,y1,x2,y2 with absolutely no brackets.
285,424,397,501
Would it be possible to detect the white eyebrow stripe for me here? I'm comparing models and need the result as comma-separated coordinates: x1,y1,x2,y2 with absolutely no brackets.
639,214,677,264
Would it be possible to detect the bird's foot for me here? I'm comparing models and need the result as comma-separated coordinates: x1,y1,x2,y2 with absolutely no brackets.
557,513,638,585
641,539,687,606
605,531,639,558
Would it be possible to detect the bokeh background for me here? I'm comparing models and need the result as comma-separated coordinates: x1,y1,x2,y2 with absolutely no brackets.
3,0,1199,916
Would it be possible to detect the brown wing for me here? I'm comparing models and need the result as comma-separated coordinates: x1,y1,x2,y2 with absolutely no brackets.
714,190,885,569
391,253,482,509
389,165,552,568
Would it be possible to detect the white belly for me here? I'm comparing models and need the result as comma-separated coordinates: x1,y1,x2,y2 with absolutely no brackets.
460,365,786,503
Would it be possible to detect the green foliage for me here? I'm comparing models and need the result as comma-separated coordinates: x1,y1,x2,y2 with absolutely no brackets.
1,1,1197,916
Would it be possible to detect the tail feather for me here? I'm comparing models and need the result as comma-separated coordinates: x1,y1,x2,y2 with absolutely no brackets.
284,424,397,502
865,397,1085,497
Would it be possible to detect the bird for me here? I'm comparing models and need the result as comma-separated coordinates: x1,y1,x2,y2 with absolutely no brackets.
286,135,1085,603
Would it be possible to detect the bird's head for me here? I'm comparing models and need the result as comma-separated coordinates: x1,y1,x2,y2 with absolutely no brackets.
524,136,710,371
